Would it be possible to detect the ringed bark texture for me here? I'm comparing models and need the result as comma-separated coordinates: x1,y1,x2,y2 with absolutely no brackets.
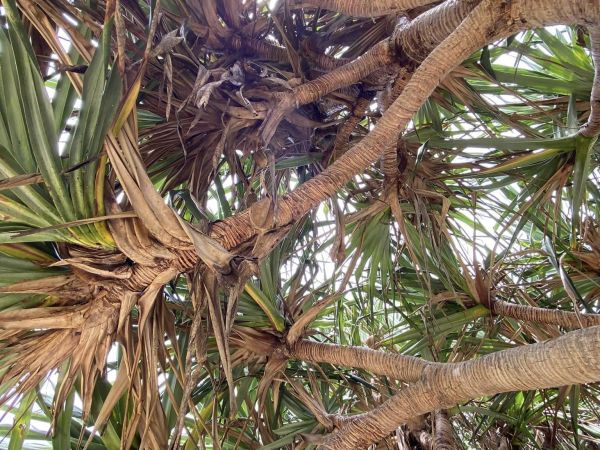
289,340,436,382
394,0,481,62
492,299,600,328
433,410,457,450
211,0,600,253
317,325,600,449
300,0,438,17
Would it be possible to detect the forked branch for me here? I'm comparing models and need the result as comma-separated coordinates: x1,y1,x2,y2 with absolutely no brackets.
259,0,478,145
213,0,600,254
317,324,600,449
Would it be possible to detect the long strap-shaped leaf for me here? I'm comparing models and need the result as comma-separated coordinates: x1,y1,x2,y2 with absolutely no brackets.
2,0,75,223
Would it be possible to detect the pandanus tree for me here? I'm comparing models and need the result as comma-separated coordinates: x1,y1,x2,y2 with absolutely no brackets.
1,0,600,448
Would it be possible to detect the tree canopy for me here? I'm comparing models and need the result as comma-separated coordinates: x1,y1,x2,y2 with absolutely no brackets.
0,0,600,448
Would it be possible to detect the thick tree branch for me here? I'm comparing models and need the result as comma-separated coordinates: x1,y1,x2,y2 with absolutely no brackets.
317,324,600,449
289,340,437,382
394,0,480,62
297,0,438,18
259,0,478,144
492,299,600,328
212,0,600,252
281,302,600,384
331,95,372,159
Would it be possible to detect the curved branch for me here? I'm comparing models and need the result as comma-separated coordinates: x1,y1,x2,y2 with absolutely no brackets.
260,0,478,144
289,339,436,382
492,299,600,328
259,37,396,144
395,0,481,62
296,0,438,18
212,0,600,252
331,95,372,159
317,324,600,449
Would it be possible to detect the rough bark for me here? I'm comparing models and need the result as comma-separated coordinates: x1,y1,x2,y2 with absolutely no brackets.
289,339,436,382
212,0,600,252
395,0,481,62
259,0,478,144
317,324,600,449
331,95,372,159
433,410,457,450
492,299,600,328
298,0,438,17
